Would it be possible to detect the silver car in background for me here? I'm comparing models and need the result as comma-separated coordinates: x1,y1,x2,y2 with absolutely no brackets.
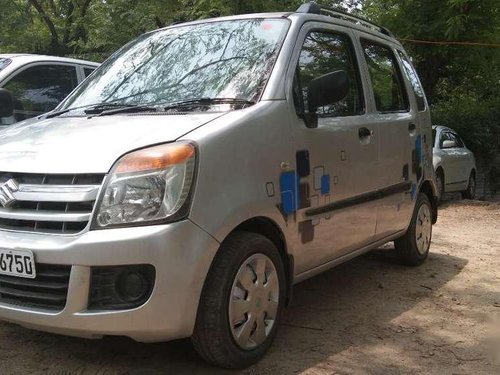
433,125,477,203
0,54,98,125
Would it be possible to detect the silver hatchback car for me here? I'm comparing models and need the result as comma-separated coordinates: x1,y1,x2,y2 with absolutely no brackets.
432,125,477,203
0,2,438,368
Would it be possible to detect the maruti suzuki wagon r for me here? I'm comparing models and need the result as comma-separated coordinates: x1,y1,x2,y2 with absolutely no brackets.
0,2,438,369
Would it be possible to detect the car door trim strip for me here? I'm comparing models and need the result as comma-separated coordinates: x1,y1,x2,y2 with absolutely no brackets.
304,181,412,217
445,180,467,186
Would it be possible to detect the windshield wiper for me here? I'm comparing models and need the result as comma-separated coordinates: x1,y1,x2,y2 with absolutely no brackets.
43,98,254,119
44,108,72,119
43,103,144,119
84,103,156,115
91,104,159,117
162,97,255,111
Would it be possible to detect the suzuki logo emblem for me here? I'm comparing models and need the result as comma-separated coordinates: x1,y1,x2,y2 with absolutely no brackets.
0,179,19,208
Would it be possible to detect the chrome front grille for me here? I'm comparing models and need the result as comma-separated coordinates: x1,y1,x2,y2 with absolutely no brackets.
0,173,105,234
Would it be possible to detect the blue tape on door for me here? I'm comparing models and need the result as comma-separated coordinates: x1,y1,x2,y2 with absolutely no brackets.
280,171,300,215
321,174,330,195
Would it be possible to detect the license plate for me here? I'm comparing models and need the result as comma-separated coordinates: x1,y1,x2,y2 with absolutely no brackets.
0,249,36,279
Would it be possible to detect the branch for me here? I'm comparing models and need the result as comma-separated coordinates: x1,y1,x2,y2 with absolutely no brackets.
154,16,165,29
62,1,75,45
80,0,93,18
28,0,59,47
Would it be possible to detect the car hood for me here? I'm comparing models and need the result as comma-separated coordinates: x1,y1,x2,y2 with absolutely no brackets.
0,113,225,174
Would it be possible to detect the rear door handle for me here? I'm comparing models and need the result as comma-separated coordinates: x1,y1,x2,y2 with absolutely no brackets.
358,127,373,138
409,122,417,132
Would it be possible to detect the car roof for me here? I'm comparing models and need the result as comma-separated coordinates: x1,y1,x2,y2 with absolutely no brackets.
433,125,457,133
151,9,400,47
0,53,99,67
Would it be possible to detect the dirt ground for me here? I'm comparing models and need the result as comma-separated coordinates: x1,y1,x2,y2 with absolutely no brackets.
0,199,499,375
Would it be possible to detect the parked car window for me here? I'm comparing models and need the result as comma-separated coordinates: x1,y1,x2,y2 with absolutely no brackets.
361,41,408,112
4,64,78,120
294,31,364,117
451,133,465,147
440,131,455,148
432,128,437,147
397,50,426,111
83,67,95,77
0,58,12,72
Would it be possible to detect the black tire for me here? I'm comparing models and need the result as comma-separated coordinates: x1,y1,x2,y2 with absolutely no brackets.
436,169,444,205
395,193,432,266
461,171,476,199
192,231,286,369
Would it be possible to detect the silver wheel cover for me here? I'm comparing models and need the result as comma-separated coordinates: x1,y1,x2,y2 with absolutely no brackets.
228,253,279,350
415,203,432,255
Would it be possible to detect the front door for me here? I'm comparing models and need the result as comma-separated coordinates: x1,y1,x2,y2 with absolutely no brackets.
286,24,379,275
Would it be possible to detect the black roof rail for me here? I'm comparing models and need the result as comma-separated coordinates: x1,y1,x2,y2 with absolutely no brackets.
296,1,395,38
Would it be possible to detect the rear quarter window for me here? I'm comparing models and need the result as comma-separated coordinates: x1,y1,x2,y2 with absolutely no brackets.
397,51,427,111
361,40,409,113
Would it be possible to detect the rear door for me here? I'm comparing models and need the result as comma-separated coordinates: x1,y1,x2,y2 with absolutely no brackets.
439,130,462,190
448,132,471,189
357,37,415,239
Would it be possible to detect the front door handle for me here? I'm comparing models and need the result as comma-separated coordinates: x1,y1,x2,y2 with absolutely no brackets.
409,122,417,132
358,127,373,138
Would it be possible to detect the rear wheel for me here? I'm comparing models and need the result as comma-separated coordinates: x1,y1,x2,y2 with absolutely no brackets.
395,193,432,266
461,172,476,199
192,231,286,369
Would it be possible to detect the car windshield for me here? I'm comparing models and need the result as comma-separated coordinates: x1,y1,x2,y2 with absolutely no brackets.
0,58,12,72
60,18,289,112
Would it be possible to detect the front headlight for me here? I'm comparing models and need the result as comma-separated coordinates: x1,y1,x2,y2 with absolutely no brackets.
93,142,196,228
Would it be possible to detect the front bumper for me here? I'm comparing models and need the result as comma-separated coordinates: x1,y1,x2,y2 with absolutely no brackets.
0,220,220,342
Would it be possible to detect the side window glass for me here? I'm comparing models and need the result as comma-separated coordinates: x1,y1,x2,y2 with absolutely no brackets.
83,67,95,78
294,31,364,117
440,132,453,148
397,50,426,111
3,64,78,120
451,133,464,148
361,40,408,112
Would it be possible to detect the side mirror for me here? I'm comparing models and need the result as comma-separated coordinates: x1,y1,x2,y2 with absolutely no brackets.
303,70,350,128
442,140,456,149
0,89,14,118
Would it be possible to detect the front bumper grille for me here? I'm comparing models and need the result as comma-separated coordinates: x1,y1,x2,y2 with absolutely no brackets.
0,173,104,234
0,264,71,311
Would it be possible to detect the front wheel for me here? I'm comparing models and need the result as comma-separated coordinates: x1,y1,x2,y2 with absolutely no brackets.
395,193,432,266
192,231,286,369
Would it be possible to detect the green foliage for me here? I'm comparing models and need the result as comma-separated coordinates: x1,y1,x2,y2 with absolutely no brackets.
0,1,359,60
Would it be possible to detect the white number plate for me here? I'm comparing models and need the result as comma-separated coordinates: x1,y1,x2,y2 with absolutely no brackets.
0,249,36,279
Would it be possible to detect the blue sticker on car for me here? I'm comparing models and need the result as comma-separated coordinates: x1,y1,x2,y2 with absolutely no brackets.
280,171,300,215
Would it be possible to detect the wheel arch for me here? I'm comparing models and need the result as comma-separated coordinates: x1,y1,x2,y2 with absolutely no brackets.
435,166,444,178
231,217,294,306
419,180,438,224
